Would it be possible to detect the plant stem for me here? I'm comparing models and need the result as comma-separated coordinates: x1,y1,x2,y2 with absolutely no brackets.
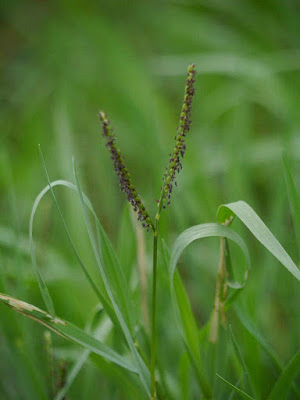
150,217,159,399
135,219,150,334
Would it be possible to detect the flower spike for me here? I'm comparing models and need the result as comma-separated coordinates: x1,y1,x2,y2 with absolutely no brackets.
99,112,153,231
157,64,196,215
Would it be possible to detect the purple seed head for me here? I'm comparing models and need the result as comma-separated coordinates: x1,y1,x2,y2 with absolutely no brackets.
157,64,196,211
99,112,152,231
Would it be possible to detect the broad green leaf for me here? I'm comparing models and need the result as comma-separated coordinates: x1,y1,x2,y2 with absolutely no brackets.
169,223,250,398
216,374,255,400
0,292,136,373
217,201,300,281
267,351,300,400
282,151,300,259
73,161,150,394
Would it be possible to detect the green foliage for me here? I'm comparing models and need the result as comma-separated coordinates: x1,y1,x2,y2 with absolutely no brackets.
267,351,300,400
1,1,300,399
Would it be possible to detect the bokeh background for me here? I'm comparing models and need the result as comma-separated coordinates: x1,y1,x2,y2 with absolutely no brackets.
0,1,300,399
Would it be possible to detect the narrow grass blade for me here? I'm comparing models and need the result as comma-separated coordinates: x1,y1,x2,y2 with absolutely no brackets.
0,292,137,373
169,223,250,398
29,178,118,323
216,373,255,400
72,161,136,336
217,201,300,281
73,160,150,394
235,306,300,398
90,353,148,400
178,352,191,400
282,150,300,258
38,146,109,308
267,351,300,400
55,310,113,400
234,305,282,372
117,204,136,281
229,325,255,397
29,188,56,317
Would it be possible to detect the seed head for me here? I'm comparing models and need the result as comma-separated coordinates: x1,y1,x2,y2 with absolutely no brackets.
99,112,153,231
157,64,196,212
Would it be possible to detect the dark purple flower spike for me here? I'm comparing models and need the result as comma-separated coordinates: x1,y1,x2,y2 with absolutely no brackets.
99,111,153,231
156,63,196,217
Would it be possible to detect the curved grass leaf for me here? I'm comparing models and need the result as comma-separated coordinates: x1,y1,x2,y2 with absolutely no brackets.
217,201,300,281
0,292,136,373
73,160,150,394
29,179,117,325
38,147,109,310
32,155,137,336
30,177,145,374
169,223,250,398
30,156,150,394
267,351,300,400
29,186,56,317
216,374,255,400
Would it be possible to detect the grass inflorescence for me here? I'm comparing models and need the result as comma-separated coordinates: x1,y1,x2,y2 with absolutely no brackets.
99,111,153,231
99,64,197,399
158,63,196,212
1,57,300,400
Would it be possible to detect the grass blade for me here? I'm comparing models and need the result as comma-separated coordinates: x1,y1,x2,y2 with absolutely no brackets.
72,160,150,394
178,352,191,400
169,223,250,397
234,305,282,372
282,150,300,259
217,201,300,281
38,146,109,308
29,187,56,317
216,374,255,400
267,351,300,400
72,161,136,336
55,310,113,400
29,179,119,326
229,325,255,397
0,292,136,373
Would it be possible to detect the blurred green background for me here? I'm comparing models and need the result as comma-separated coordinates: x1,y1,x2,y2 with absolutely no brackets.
0,1,300,399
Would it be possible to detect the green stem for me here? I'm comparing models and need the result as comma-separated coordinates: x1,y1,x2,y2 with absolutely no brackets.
150,217,159,399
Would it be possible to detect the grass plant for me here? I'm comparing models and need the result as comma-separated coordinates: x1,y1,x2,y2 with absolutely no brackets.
1,3,300,398
0,62,299,399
